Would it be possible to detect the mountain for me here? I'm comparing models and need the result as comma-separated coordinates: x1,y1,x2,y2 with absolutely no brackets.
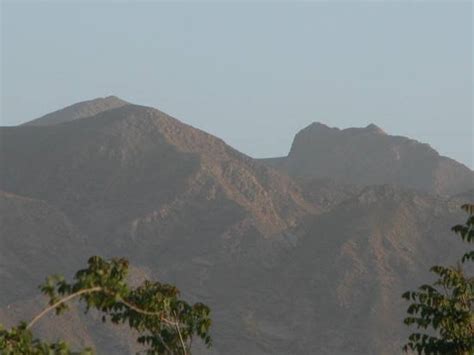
0,101,316,353
2,104,313,241
270,186,468,354
22,95,128,126
0,98,472,354
262,122,474,196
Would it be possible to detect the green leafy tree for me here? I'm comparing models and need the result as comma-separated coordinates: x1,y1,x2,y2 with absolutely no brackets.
0,256,212,354
402,204,474,354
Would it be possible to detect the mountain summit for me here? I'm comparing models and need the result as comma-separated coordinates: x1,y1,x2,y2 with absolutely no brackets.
22,95,129,126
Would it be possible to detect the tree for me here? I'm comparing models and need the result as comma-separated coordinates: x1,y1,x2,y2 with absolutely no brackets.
402,204,474,355
0,256,212,354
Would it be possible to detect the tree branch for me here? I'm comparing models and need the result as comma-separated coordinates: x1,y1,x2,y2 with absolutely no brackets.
27,286,103,330
118,298,179,327
173,311,188,355
27,286,190,355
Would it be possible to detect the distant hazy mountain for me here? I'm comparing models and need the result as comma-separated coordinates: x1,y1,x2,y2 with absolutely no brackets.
262,122,474,196
0,98,472,354
22,96,128,126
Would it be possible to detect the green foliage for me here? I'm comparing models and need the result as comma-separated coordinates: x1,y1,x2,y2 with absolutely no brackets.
402,204,474,355
0,256,212,354
0,322,92,355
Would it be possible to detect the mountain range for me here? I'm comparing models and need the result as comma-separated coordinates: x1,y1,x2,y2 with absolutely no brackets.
1,96,472,354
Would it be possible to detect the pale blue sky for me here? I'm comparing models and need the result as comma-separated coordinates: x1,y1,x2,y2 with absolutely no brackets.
1,1,473,167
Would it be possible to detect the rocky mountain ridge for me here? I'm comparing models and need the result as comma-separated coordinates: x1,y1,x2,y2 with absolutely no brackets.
262,121,473,196
1,97,472,354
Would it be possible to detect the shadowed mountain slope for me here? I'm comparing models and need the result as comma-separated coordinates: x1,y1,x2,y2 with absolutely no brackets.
270,186,468,354
0,191,155,353
0,191,90,306
262,122,474,196
22,96,128,126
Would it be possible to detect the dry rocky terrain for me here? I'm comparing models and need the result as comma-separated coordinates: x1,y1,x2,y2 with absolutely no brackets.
0,97,472,354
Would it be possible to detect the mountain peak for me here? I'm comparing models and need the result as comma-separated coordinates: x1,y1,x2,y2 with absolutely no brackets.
308,121,332,130
365,123,386,135
22,95,129,126
103,95,123,101
304,122,386,135
297,122,339,137
278,121,474,195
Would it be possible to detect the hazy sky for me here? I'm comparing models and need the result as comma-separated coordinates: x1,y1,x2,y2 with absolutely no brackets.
1,1,473,168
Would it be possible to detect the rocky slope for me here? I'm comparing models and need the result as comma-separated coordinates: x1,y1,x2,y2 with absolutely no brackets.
268,186,468,354
0,191,89,305
0,98,472,354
